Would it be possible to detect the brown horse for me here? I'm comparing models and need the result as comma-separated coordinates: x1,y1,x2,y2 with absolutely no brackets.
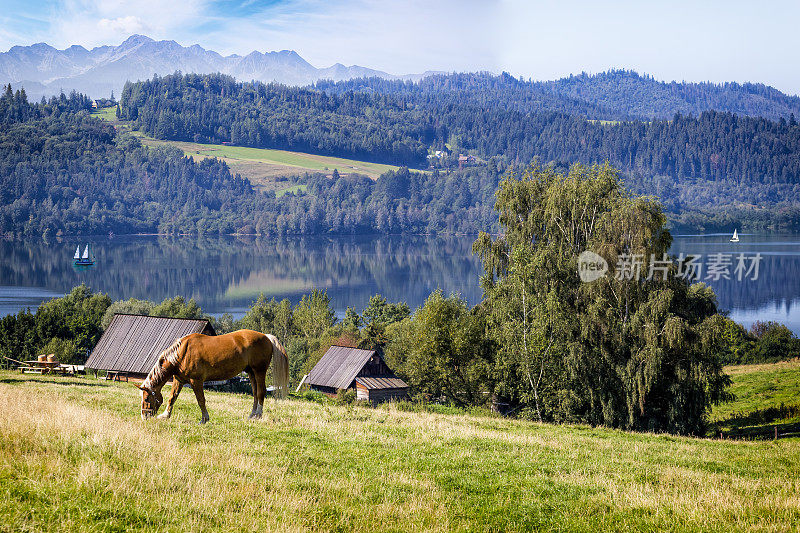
138,329,289,423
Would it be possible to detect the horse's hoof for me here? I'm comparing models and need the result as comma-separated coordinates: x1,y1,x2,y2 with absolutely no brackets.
199,418,209,424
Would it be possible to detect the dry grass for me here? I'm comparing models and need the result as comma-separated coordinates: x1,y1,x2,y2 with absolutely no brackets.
1,372,800,532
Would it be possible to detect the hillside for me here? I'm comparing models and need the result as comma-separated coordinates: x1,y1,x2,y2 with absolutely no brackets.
711,359,800,439
117,72,800,232
543,70,800,121
1,371,799,531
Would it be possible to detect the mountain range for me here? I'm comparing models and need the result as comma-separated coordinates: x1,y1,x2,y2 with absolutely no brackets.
0,34,437,100
3,35,800,121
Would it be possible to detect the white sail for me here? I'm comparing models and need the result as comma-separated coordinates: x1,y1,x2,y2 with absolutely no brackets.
74,246,80,259
730,229,739,242
82,245,89,259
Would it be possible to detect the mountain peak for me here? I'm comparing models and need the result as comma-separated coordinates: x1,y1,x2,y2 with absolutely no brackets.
121,34,154,47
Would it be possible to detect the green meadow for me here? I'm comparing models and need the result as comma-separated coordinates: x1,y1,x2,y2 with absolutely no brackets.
710,359,800,439
90,106,401,183
137,135,401,186
1,368,799,532
90,106,117,122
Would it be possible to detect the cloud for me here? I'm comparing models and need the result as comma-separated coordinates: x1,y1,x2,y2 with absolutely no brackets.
45,0,208,48
197,0,501,74
97,16,148,35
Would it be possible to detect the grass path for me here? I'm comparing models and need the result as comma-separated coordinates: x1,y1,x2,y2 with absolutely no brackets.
1,372,800,531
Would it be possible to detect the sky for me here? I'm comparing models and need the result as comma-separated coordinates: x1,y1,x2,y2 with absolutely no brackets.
1,0,799,95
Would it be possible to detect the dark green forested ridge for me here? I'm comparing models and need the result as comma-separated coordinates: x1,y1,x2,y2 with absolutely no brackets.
0,84,503,236
4,73,800,236
120,72,800,190
322,70,800,121
541,70,800,121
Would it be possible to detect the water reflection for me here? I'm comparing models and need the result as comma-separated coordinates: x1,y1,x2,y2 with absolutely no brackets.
670,233,800,333
0,235,484,318
0,233,798,334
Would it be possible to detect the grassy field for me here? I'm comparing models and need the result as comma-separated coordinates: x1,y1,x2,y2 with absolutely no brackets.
1,371,799,532
140,138,401,183
90,106,402,186
90,106,117,122
710,359,800,439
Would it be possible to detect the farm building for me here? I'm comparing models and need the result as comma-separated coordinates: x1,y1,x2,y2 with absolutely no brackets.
85,314,215,380
305,345,408,403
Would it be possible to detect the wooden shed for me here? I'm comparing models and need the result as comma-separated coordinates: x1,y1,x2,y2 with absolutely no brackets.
85,314,215,380
306,345,408,403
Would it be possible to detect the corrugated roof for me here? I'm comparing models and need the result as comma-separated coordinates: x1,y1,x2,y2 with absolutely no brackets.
86,314,214,374
306,346,376,389
355,377,408,390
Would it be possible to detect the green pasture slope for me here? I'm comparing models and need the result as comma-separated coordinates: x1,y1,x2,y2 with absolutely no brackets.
710,359,800,439
91,106,402,182
177,143,399,177
1,371,799,532
90,105,117,122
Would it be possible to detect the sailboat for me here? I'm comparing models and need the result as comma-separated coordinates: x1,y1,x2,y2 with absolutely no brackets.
730,229,740,243
74,244,95,266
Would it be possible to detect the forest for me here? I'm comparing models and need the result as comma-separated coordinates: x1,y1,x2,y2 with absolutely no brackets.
0,84,503,236
120,72,800,184
322,70,800,121
116,72,800,229
4,70,800,236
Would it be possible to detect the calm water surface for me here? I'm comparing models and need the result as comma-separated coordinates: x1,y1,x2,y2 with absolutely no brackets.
0,233,798,334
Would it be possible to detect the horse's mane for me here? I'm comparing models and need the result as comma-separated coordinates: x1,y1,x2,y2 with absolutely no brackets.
266,334,289,399
142,336,185,390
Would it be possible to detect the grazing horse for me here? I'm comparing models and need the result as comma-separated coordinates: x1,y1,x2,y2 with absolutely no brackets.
138,329,289,423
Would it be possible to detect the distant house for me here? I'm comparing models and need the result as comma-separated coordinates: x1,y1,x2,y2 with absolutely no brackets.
85,314,215,380
91,100,98,109
305,345,408,403
458,154,476,169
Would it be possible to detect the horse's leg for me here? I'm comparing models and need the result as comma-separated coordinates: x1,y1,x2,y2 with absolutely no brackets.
190,379,210,424
252,369,267,419
157,377,183,419
244,367,259,419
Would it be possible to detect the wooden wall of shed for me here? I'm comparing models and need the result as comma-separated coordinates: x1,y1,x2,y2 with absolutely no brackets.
310,384,338,397
356,386,408,403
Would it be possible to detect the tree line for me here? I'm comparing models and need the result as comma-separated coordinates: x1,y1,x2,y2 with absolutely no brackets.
116,72,800,229
4,79,800,236
120,72,800,186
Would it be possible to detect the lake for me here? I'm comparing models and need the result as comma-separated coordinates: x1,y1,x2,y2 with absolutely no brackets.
0,233,798,334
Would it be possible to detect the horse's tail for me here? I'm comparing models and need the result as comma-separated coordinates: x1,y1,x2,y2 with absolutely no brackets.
266,334,289,399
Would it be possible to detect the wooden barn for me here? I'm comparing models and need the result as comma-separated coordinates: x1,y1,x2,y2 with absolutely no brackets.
85,314,215,380
305,345,408,403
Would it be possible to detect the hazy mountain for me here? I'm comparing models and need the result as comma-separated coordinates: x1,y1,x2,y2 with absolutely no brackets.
542,70,800,121
0,35,428,100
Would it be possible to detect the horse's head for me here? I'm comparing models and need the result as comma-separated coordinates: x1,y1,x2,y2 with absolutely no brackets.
138,385,163,420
